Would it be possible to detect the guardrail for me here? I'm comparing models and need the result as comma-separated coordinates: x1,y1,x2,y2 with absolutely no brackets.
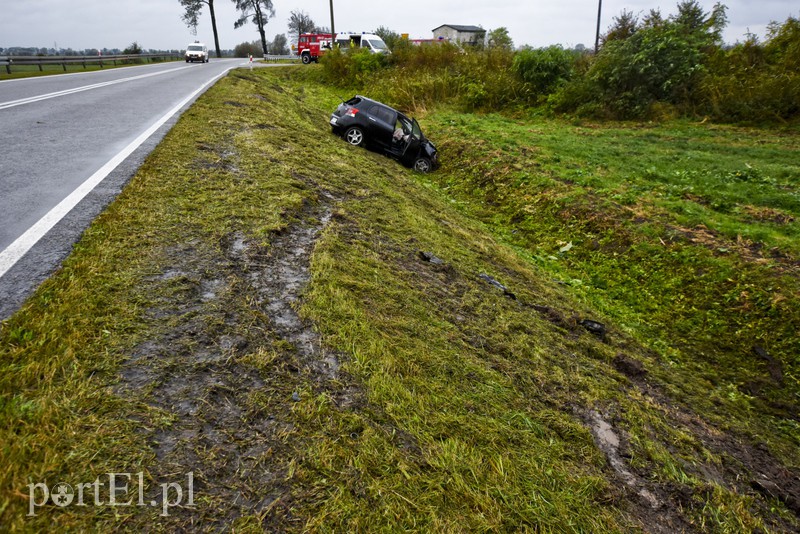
1,53,182,74
263,54,300,63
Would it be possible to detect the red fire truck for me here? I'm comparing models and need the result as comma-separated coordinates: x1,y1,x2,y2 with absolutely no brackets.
293,33,333,64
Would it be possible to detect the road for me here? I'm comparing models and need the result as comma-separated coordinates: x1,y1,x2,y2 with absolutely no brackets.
0,58,259,320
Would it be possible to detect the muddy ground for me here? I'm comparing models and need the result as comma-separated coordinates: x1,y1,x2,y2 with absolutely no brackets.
115,175,799,532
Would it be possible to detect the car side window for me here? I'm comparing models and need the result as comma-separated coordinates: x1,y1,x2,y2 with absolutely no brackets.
374,107,393,124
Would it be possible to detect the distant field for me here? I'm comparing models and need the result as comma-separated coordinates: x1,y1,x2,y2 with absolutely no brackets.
1,67,797,531
0,58,180,80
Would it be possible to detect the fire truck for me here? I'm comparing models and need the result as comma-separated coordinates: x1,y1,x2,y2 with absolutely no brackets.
293,33,333,64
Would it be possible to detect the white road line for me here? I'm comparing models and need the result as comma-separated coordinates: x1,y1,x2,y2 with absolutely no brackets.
0,67,234,279
0,66,193,110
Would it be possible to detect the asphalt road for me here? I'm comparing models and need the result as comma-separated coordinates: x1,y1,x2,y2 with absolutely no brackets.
0,58,260,320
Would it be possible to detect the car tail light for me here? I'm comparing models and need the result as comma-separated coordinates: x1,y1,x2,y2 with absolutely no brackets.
346,108,359,117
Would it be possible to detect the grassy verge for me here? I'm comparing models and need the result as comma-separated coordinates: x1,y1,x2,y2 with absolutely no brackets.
1,66,797,531
0,59,181,80
421,111,799,438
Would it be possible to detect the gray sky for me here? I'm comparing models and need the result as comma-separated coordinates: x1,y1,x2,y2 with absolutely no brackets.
1,0,797,52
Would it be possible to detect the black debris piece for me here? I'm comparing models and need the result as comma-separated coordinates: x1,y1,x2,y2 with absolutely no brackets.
579,319,606,338
478,273,516,300
418,251,445,265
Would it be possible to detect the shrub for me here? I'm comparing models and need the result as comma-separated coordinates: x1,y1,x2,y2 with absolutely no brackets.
234,41,262,58
698,17,800,122
513,46,578,97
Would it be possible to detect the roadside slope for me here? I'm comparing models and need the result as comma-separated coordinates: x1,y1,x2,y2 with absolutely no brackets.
1,67,797,532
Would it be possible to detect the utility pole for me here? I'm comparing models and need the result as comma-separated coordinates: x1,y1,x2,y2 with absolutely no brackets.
594,0,602,53
329,0,335,45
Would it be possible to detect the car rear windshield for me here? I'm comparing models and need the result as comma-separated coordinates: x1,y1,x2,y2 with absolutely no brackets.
345,97,363,105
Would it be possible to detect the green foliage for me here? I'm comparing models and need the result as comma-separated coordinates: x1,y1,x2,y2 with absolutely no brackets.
319,42,521,113
317,1,795,123
374,26,401,50
269,33,288,55
319,46,387,86
487,27,513,50
513,46,577,96
123,41,142,55
698,16,800,122
233,40,262,58
602,10,638,44
554,0,728,119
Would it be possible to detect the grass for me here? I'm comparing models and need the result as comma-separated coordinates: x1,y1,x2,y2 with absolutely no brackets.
420,111,799,427
1,66,798,531
0,58,181,80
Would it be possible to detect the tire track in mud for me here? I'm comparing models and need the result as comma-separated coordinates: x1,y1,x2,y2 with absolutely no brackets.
117,190,344,528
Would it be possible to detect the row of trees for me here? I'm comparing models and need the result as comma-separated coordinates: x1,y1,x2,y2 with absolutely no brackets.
179,0,320,58
0,46,180,56
233,36,288,57
316,1,799,124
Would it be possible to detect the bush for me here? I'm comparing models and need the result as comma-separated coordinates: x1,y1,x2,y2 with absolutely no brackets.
698,17,800,122
513,46,578,97
319,47,387,86
234,41,262,58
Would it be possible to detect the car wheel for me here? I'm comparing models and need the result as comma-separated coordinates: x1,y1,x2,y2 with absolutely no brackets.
344,127,365,147
301,54,311,64
413,157,432,173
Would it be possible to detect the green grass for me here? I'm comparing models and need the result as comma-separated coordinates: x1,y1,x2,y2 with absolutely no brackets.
0,58,181,80
421,111,799,426
1,66,798,532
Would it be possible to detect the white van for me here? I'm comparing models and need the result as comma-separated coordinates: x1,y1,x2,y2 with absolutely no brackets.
185,42,209,63
334,33,390,54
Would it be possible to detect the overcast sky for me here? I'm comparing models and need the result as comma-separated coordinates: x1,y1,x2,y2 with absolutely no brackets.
1,0,797,52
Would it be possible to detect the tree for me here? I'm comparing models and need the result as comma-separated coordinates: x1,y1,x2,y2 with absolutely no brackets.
513,45,576,94
270,34,288,55
602,10,638,45
288,10,317,43
123,42,143,54
487,27,514,50
374,26,401,50
233,0,275,56
179,0,222,59
580,1,730,118
234,40,262,57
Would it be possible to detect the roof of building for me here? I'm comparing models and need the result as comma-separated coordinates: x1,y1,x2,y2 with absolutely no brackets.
432,25,485,33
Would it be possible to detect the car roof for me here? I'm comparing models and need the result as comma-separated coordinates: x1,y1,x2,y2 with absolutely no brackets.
353,95,397,113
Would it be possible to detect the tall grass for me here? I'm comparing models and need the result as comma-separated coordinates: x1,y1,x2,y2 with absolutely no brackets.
316,12,800,123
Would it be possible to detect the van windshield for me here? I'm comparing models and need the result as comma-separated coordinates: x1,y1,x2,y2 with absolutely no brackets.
366,39,387,50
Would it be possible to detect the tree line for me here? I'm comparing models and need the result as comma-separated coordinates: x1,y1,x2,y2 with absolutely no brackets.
314,1,799,124
179,0,324,58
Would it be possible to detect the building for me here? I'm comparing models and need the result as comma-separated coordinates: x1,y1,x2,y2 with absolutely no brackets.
431,25,486,46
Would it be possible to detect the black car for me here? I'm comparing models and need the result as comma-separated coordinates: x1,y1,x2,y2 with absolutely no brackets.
330,96,439,172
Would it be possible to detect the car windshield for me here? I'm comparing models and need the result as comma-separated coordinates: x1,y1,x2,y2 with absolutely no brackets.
188,45,203,51
398,115,412,133
411,119,423,139
366,39,387,50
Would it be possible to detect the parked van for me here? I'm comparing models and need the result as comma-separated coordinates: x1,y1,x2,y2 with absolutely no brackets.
334,33,390,54
185,41,209,63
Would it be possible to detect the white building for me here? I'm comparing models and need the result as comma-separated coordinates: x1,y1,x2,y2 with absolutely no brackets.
431,25,486,46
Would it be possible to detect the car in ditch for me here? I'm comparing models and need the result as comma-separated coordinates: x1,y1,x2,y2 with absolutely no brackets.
329,95,439,172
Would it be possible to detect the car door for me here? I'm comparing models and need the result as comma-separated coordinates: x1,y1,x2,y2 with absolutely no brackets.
399,118,424,165
365,105,395,149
